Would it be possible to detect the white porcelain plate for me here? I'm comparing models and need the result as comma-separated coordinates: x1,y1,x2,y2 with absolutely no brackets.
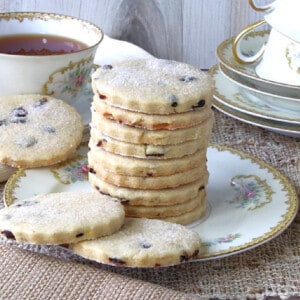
210,65,300,124
217,31,300,98
4,140,298,261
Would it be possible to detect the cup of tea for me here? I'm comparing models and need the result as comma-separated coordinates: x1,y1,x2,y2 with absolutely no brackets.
0,12,103,104
232,0,300,85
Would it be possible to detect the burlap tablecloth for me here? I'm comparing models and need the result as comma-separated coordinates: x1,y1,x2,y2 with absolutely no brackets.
0,110,299,300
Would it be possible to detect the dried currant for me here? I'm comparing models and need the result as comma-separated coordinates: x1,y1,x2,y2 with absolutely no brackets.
140,241,152,249
192,99,206,110
179,75,198,82
0,119,7,126
15,200,37,207
10,107,28,123
168,94,178,107
109,257,126,266
16,136,38,148
1,230,15,240
102,64,113,69
89,167,96,174
42,126,56,133
33,97,48,107
180,254,190,262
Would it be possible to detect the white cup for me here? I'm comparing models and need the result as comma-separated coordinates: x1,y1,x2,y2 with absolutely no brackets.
0,12,103,104
232,0,300,85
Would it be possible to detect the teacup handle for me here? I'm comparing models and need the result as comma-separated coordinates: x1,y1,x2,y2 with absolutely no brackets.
248,0,276,12
232,19,267,64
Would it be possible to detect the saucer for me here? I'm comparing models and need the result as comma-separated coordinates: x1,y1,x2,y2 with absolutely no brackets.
4,140,298,262
219,64,300,113
210,65,300,124
217,31,300,98
213,98,300,138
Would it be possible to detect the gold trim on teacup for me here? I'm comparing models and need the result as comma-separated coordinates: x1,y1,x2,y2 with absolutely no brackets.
0,12,104,53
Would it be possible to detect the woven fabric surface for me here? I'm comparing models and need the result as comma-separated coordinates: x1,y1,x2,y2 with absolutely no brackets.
0,110,299,300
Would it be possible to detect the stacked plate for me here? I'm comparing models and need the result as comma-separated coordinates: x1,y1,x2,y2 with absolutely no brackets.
210,30,300,138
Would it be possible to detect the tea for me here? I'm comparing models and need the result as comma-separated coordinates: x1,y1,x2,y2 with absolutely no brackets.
0,34,87,55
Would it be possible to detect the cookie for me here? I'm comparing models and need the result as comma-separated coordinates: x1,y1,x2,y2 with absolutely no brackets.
88,146,207,177
123,188,206,218
89,131,207,159
89,172,209,206
69,217,201,267
0,94,83,168
0,192,125,245
162,197,207,225
91,110,214,145
88,164,208,190
91,58,213,114
93,96,212,130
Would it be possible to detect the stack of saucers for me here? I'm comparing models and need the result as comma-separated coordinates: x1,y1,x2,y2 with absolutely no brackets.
88,58,214,225
210,30,300,138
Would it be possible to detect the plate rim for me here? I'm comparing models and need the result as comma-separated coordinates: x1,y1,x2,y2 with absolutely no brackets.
209,65,300,124
3,143,299,262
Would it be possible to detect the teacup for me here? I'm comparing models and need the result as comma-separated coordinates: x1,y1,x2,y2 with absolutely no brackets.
0,12,103,104
232,0,300,86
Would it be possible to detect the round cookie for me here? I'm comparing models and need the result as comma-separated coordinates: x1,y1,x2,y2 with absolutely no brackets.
88,164,208,190
123,188,206,218
69,217,202,267
89,132,207,159
162,197,207,225
93,95,212,130
91,110,214,145
0,192,125,245
88,146,207,177
0,94,83,168
91,58,213,114
89,172,209,206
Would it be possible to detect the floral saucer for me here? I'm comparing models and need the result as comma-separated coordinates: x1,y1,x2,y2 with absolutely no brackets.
217,31,300,98
213,97,300,138
4,140,298,261
210,65,300,124
219,64,300,113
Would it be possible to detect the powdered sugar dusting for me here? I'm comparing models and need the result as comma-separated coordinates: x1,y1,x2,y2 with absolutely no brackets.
92,58,213,114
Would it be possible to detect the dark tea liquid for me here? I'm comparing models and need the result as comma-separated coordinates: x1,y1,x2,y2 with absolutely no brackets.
0,34,87,55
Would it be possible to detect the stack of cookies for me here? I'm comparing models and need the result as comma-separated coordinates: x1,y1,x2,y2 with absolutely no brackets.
88,58,214,225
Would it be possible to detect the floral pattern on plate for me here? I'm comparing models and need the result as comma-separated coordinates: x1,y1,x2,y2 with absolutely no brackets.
229,174,273,210
4,139,298,263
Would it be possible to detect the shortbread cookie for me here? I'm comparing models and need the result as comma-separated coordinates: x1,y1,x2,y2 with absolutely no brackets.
90,132,207,159
93,96,212,130
89,172,209,206
89,165,208,190
91,110,214,145
0,94,83,168
92,58,213,114
88,146,207,177
69,218,201,267
163,197,207,225
123,188,206,218
0,192,125,245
